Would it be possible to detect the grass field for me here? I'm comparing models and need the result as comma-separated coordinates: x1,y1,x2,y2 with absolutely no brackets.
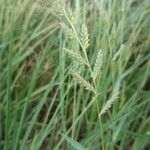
0,0,150,149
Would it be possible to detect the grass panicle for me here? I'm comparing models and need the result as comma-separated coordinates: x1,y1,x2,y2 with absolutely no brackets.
69,69,96,93
60,23,75,39
81,23,90,50
64,48,88,66
99,95,119,117
91,49,103,81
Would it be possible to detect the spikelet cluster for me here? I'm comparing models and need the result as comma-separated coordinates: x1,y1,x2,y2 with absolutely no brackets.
81,23,90,49
91,49,103,81
68,8,75,24
51,1,64,16
99,95,119,117
69,69,96,93
64,48,88,66
113,44,124,61
60,23,75,39
37,0,52,8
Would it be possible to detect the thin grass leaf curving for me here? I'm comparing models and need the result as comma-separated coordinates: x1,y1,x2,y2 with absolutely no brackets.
61,134,87,150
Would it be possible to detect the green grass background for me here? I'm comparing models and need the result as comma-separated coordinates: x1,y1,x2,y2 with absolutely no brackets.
0,0,150,149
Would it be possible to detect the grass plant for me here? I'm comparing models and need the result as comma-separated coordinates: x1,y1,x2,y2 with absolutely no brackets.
0,0,150,149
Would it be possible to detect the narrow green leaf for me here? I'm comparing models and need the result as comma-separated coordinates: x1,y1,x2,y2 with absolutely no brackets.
62,134,87,150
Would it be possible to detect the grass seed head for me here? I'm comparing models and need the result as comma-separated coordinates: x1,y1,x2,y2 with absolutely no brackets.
69,69,96,93
81,23,90,49
91,49,103,81
64,48,88,66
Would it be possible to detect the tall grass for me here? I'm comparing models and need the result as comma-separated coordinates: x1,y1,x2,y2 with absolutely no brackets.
0,0,150,149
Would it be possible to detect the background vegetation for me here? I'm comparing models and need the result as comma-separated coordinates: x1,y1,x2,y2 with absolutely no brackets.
0,0,150,149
